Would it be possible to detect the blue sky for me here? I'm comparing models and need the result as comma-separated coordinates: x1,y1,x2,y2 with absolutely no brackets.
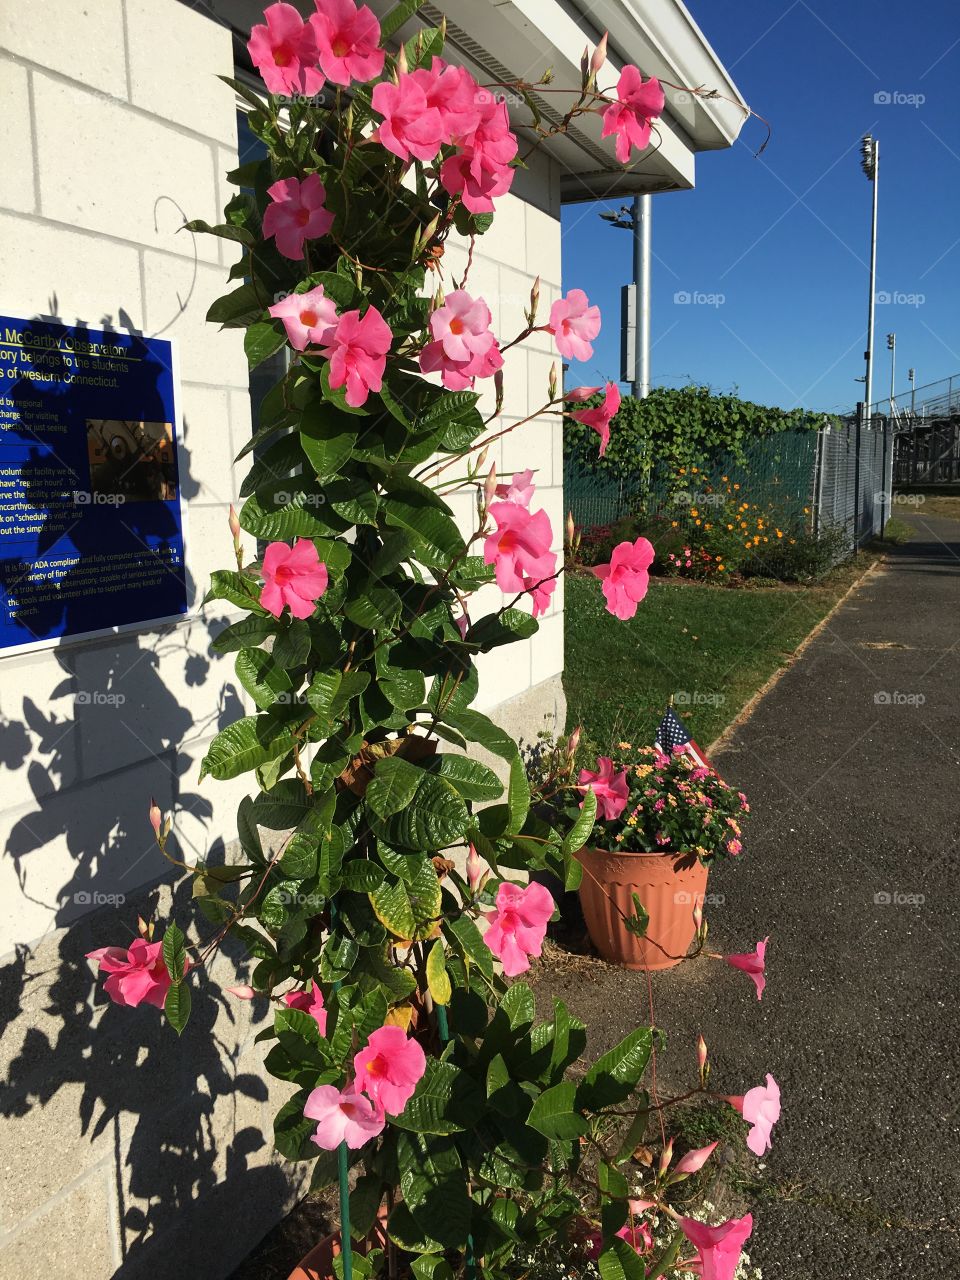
559,0,960,412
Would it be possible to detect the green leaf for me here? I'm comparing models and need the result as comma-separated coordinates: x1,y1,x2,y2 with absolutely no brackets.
526,1082,589,1141
380,0,425,39
366,755,423,819
164,980,192,1035
425,940,451,1005
562,787,597,855
398,1133,471,1249
273,1090,317,1160
204,570,266,614
200,715,294,781
598,1239,648,1280
507,753,531,831
373,774,469,852
162,922,187,983
211,615,276,654
443,914,493,978
245,320,286,369
431,755,503,803
577,1028,654,1111
300,399,358,479
340,860,387,893
390,1058,484,1135
235,647,294,710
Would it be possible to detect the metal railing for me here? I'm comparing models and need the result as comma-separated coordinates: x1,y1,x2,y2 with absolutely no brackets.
865,372,960,423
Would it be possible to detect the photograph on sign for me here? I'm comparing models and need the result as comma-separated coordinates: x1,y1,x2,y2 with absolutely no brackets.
0,316,188,654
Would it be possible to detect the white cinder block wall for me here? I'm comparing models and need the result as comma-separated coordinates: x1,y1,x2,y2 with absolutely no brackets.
0,1,564,1277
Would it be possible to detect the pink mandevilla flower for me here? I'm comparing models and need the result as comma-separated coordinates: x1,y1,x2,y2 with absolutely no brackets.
248,3,324,97
568,381,620,457
354,1025,427,1115
260,538,329,619
371,74,445,162
483,881,555,977
577,756,630,821
86,938,173,1009
440,90,518,213
728,1074,780,1156
262,175,334,260
268,283,339,351
304,1082,385,1149
616,1222,653,1255
524,572,556,618
549,289,602,362
320,306,393,407
591,537,655,620
310,0,384,86
678,1214,753,1280
420,336,503,391
430,289,497,363
725,936,768,1000
483,501,555,594
283,979,328,1034
495,469,536,507
600,65,665,164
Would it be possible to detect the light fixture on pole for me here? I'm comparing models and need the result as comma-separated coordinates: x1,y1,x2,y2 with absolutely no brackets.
860,134,879,429
886,332,896,417
600,195,652,399
908,367,916,416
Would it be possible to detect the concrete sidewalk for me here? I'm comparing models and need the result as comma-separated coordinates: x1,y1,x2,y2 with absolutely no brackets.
701,514,960,1278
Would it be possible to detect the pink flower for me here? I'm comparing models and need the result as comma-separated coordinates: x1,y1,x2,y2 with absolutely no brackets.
440,91,518,213
678,1214,753,1280
483,502,555,594
725,937,767,1000
549,289,601,362
430,290,496,363
591,537,655,620
524,572,556,618
415,60,484,137
224,984,256,1000
565,385,601,402
577,756,629,821
304,1082,385,1149
86,938,172,1009
310,0,384,86
283,979,328,1034
371,74,445,162
601,65,665,164
248,3,324,97
320,306,393,406
728,1075,780,1156
495,469,536,507
616,1222,653,1255
268,283,339,351
419,337,503,390
483,881,555,977
568,382,620,456
260,537,329,619
671,1141,718,1178
726,838,742,856
354,1025,427,1115
262,175,334,260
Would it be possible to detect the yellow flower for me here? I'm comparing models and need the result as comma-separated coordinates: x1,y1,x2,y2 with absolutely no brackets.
618,741,632,749
776,530,783,539
726,523,734,530
671,520,678,528
789,537,796,544
763,536,769,543
718,563,725,571
733,483,740,490
694,518,702,526
690,508,699,517
721,475,729,483
803,506,810,514
691,466,698,473
704,522,712,530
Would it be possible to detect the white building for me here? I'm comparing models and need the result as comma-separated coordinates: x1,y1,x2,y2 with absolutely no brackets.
0,2,745,1276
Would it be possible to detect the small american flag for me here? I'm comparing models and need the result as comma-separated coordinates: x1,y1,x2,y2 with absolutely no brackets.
654,705,713,772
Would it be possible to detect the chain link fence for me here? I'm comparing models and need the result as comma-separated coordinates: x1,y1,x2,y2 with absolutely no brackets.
566,418,893,570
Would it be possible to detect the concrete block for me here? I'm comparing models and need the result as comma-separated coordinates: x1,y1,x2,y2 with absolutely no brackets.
32,73,220,264
179,383,237,508
0,1170,117,1277
125,0,237,146
1,60,37,214
0,0,128,98
0,211,143,330
142,256,248,389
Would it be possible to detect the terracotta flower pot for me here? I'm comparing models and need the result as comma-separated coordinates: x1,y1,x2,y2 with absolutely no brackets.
576,847,707,970
288,1206,390,1280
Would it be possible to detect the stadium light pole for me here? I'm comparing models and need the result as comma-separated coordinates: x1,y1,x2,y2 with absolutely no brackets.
600,195,652,398
861,134,879,428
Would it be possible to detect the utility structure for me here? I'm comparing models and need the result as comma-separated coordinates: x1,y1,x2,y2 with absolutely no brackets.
861,134,879,428
887,332,896,417
601,194,652,399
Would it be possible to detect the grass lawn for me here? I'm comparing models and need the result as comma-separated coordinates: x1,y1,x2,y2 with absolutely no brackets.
563,555,873,750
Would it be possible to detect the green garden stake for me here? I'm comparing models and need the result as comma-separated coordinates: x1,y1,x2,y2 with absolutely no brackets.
433,1001,475,1280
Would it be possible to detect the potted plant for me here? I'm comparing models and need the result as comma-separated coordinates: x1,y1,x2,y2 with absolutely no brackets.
569,742,749,969
80,5,773,1277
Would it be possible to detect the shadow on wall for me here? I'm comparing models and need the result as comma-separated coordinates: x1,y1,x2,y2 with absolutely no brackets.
0,304,288,1278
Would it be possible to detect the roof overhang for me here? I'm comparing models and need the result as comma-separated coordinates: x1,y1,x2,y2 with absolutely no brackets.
210,0,748,201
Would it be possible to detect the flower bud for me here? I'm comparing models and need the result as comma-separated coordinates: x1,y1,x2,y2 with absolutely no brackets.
657,1137,674,1178
566,725,582,759
580,44,590,81
590,33,608,76
228,504,240,541
149,797,162,838
466,843,483,891
692,899,703,934
548,361,558,400
493,367,504,414
475,446,488,474
137,915,152,940
528,275,540,325
697,1033,710,1086
225,984,256,1001
566,511,575,546
483,462,497,508
396,42,408,74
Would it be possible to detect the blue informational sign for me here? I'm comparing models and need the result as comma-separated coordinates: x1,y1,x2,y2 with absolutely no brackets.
0,315,188,654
